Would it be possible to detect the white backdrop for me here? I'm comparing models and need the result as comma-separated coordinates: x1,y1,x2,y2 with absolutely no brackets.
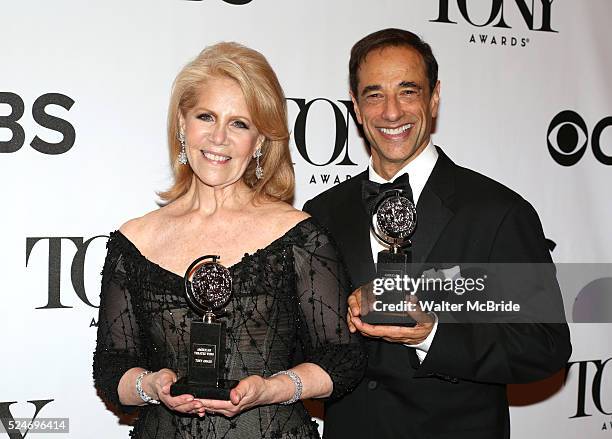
2,0,612,437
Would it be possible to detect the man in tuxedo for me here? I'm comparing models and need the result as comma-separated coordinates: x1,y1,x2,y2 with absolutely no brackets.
303,28,571,439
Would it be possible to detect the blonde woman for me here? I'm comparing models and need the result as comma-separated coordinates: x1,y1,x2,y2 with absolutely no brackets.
93,42,366,438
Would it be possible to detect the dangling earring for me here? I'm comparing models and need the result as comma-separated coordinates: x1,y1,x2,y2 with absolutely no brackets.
177,132,188,165
253,147,263,180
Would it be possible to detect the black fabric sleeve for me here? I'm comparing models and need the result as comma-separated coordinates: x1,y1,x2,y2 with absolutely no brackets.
92,236,144,411
416,199,572,384
292,224,367,399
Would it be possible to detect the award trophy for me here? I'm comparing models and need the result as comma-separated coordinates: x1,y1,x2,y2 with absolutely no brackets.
364,189,418,325
171,255,239,399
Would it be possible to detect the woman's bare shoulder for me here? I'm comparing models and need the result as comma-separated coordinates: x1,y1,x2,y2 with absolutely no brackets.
258,200,310,234
118,207,170,249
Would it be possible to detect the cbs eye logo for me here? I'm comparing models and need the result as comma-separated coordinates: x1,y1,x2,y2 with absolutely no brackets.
547,110,612,166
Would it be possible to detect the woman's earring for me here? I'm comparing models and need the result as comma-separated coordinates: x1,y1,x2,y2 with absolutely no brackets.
253,147,263,180
177,132,188,165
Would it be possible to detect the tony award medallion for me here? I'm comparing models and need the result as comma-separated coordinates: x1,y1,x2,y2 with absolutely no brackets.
171,255,238,399
372,189,417,264
365,189,418,325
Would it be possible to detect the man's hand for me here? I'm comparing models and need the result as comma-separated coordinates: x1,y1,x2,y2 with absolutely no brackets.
347,286,435,345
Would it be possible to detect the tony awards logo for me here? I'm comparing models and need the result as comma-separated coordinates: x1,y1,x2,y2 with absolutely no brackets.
171,255,238,399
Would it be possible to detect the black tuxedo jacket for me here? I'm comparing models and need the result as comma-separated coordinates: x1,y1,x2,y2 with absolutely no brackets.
303,148,571,439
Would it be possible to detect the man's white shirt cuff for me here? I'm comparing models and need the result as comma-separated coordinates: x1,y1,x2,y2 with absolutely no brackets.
404,312,439,363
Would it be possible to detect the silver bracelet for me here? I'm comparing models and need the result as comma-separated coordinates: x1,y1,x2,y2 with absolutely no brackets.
271,370,303,405
135,370,160,405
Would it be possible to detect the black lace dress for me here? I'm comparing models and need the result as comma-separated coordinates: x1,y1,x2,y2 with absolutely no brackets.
93,218,366,439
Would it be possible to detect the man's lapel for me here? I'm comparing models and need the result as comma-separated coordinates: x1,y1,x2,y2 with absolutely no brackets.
337,171,376,286
411,147,456,263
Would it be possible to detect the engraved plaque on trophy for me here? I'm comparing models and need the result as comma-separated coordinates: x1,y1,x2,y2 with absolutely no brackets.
364,189,418,326
171,255,238,399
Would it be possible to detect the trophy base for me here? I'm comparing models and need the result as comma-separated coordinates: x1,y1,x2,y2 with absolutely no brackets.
365,248,416,326
170,377,239,400
377,249,410,265
362,312,416,327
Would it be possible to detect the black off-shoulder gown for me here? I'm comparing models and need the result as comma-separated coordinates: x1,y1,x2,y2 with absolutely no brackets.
93,218,366,439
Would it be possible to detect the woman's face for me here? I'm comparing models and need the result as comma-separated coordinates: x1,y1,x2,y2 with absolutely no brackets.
180,76,263,190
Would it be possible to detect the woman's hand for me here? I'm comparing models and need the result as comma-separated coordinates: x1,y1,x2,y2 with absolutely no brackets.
195,375,271,417
193,364,331,417
148,368,205,415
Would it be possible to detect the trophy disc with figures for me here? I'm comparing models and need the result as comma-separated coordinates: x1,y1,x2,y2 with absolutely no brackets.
170,255,239,399
365,189,418,325
372,190,417,261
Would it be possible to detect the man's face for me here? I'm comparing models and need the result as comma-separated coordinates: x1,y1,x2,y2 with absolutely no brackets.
351,45,440,178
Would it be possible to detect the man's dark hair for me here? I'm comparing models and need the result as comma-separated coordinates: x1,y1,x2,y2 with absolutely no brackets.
349,28,438,98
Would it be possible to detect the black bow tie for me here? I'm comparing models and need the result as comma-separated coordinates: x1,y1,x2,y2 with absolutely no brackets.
362,173,414,215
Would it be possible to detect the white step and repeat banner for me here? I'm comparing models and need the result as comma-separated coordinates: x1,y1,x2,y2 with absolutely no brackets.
2,0,611,437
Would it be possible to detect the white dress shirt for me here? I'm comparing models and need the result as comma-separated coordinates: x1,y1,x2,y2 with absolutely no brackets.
367,140,439,362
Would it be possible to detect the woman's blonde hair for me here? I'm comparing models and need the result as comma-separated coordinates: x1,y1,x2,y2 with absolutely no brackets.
159,42,294,203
